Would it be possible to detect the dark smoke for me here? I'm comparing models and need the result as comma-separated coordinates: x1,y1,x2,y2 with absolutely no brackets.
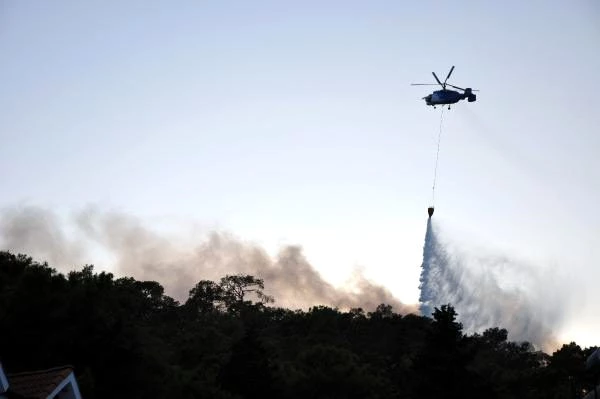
0,205,416,314
0,206,85,268
419,218,567,350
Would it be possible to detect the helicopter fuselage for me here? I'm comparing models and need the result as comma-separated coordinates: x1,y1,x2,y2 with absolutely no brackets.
424,89,464,106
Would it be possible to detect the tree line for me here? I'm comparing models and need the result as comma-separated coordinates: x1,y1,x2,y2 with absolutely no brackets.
0,251,597,398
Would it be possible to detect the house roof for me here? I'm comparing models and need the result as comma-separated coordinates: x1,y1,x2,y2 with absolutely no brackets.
7,366,74,399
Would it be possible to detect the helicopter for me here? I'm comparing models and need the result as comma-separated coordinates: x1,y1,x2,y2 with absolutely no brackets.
411,66,478,109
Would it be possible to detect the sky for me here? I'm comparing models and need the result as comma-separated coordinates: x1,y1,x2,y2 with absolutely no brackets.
1,1,599,347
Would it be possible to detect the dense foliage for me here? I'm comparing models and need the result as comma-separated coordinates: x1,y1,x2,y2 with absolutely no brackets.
0,251,597,398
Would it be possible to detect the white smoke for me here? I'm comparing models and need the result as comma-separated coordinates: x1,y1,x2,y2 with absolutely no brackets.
419,218,568,350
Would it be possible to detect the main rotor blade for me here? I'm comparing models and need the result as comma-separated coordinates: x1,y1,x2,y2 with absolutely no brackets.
411,83,439,86
432,72,443,87
446,83,464,90
444,66,455,84
446,83,480,92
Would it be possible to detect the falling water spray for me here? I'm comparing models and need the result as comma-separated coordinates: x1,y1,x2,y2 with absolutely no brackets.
418,218,568,350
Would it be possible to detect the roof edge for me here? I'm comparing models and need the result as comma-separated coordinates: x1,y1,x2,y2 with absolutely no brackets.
46,371,81,399
0,361,9,393
6,365,74,378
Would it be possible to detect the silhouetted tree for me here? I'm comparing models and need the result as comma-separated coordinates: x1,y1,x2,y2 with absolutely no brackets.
186,280,224,314
219,274,273,314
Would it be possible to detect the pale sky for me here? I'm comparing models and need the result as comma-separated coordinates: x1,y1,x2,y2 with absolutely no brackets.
1,1,599,346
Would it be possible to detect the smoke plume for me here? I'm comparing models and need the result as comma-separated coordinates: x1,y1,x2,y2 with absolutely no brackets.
0,206,85,268
0,205,416,314
419,218,567,350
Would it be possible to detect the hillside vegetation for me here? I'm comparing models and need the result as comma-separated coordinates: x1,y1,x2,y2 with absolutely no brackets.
0,251,596,398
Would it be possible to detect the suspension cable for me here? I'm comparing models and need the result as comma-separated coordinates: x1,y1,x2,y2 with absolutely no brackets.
431,107,444,205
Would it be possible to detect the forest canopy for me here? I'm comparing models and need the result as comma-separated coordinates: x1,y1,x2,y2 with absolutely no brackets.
0,251,597,399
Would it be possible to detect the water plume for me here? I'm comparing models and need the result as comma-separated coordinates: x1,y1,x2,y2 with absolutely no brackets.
419,218,567,350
